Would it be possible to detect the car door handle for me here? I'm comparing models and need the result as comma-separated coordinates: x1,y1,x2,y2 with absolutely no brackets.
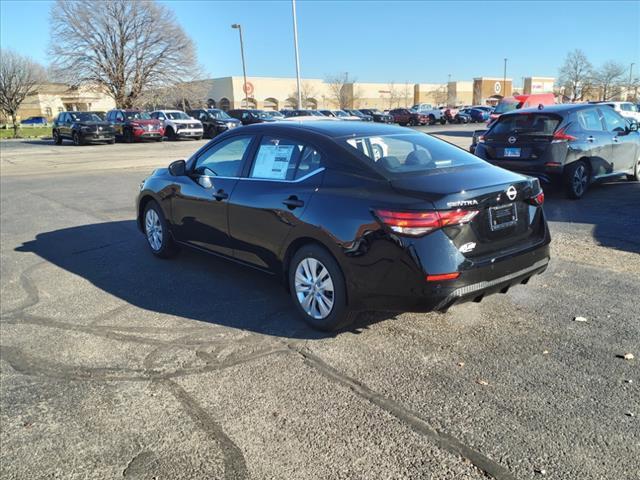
282,196,304,209
212,189,228,201
586,136,595,142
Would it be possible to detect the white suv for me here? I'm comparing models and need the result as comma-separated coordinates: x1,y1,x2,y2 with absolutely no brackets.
150,110,204,140
599,102,640,122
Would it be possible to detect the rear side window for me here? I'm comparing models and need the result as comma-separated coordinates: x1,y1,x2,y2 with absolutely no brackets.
343,133,482,176
576,109,604,131
491,114,561,135
249,136,322,181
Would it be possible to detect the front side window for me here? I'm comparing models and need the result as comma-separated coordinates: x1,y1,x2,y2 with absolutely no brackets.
249,136,323,181
194,135,253,177
576,109,604,131
343,133,483,176
600,107,626,132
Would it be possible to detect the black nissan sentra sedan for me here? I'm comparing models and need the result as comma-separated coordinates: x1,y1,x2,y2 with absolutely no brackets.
137,121,551,331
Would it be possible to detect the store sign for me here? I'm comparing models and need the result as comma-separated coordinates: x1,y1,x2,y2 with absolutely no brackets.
494,82,502,94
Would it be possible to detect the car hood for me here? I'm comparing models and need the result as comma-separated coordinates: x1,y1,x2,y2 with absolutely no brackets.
169,118,200,124
129,119,162,126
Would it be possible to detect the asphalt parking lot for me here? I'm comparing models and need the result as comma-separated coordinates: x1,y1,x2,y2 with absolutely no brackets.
1,123,639,480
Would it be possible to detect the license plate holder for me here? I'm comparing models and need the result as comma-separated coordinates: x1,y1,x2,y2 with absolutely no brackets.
503,147,521,158
489,203,518,231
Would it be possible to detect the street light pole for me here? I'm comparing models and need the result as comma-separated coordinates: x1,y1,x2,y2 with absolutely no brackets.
503,58,508,97
231,24,248,108
291,0,302,109
629,62,635,101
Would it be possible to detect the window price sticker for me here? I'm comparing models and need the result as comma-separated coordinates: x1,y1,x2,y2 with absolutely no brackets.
252,144,295,179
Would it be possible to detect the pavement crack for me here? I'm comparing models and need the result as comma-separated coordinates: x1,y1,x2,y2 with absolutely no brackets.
161,379,248,480
289,344,516,480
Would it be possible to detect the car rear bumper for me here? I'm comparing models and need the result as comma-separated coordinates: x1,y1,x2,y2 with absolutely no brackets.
475,146,565,184
348,237,550,313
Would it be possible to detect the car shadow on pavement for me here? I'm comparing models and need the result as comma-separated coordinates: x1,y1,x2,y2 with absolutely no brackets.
15,220,394,339
543,180,640,254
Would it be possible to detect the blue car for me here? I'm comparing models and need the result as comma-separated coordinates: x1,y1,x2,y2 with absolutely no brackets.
20,116,48,125
460,108,489,123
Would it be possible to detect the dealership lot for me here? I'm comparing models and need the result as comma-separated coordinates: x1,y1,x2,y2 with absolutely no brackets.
1,126,639,479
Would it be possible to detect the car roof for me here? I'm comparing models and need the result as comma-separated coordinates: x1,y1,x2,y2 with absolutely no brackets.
236,119,412,138
501,103,597,116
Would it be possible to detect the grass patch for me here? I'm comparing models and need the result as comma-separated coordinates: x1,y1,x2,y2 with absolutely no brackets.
0,126,51,139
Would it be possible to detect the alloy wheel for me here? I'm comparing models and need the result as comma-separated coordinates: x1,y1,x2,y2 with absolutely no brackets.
294,257,335,319
573,164,588,196
145,208,163,251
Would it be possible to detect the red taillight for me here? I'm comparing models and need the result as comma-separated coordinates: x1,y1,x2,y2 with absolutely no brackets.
374,209,479,236
528,191,545,206
552,127,576,143
426,272,460,282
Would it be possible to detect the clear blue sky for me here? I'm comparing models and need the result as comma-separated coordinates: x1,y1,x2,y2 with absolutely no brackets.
1,0,638,84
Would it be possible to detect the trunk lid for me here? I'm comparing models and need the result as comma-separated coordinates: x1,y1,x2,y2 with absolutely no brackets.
389,164,545,258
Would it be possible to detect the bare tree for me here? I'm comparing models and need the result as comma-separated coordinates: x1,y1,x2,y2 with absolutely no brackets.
288,81,317,108
0,49,46,137
558,49,594,102
428,85,448,106
386,81,401,109
325,72,353,109
594,61,626,101
139,78,210,111
49,0,198,108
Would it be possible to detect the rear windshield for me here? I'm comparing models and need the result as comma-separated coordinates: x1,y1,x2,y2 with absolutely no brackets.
208,109,231,120
493,100,520,114
491,113,561,135
342,133,483,176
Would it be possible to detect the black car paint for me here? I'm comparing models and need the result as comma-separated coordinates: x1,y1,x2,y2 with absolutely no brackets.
475,104,640,185
359,109,394,124
52,112,115,144
138,122,550,314
188,109,241,138
228,109,276,125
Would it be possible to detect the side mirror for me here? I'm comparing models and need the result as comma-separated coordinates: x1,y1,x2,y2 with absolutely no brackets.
628,121,638,132
168,159,186,176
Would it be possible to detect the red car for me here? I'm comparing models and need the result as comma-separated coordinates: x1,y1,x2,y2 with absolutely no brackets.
487,93,555,127
106,109,164,142
389,108,429,126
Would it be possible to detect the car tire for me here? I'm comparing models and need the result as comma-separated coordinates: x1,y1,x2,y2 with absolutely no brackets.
108,139,115,144
439,117,446,125
194,135,202,141
155,137,164,142
167,127,177,141
289,244,355,331
143,200,178,259
399,122,407,127
53,130,62,145
564,160,590,199
72,131,83,146
626,157,640,181
124,128,134,143
428,115,436,125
